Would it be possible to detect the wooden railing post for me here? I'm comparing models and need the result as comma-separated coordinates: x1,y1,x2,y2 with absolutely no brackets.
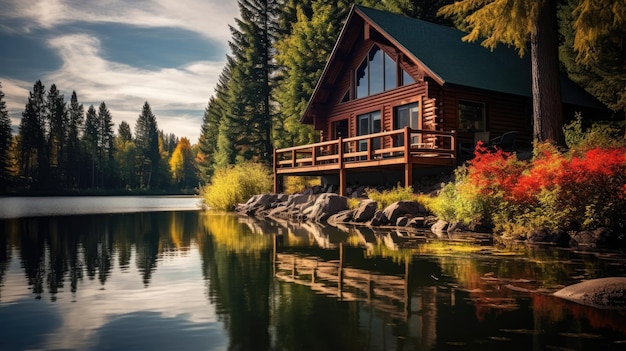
338,138,346,197
404,127,412,189
273,148,279,193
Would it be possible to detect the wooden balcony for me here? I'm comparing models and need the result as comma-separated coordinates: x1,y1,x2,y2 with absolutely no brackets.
273,127,456,195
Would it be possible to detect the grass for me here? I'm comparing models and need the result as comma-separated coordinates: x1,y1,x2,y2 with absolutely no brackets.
365,185,416,209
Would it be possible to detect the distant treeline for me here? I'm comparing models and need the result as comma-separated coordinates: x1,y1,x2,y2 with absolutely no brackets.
0,80,198,194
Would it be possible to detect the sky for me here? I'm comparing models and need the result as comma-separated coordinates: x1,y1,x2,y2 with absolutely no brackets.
0,0,240,144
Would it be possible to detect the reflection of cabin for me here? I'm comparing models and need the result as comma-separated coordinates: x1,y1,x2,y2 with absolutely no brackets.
274,5,605,196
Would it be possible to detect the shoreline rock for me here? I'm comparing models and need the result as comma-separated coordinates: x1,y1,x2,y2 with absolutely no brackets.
554,277,626,310
235,192,624,249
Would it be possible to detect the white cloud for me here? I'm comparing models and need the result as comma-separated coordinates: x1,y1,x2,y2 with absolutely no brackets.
0,0,239,144
40,33,222,142
2,0,238,42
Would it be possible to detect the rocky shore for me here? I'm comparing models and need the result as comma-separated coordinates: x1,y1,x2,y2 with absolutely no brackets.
235,186,624,249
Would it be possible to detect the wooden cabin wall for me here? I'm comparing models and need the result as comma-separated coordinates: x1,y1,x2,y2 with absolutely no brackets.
439,85,532,148
323,82,429,145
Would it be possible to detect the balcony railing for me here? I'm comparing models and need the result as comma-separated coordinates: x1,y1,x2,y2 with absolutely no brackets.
274,127,456,172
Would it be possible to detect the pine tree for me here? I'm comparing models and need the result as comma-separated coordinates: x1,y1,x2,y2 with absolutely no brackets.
47,84,68,185
18,80,46,182
66,91,84,188
83,105,100,188
135,101,159,189
0,82,13,190
117,121,132,143
219,0,280,165
97,102,114,188
198,60,232,180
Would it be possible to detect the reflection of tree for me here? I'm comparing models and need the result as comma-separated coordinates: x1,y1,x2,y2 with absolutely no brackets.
134,214,162,287
82,216,113,285
199,212,272,350
3,211,201,296
18,218,47,298
0,222,11,300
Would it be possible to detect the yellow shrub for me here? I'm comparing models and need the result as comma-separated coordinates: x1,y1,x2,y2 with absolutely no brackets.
283,176,321,194
200,162,272,211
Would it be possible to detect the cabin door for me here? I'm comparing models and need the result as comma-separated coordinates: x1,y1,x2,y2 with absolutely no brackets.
332,119,348,139
357,111,381,151
394,102,420,146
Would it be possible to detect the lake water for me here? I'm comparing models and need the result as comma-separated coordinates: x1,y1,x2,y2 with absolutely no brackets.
1,196,626,350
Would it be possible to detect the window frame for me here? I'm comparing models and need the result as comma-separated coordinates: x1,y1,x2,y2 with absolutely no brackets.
458,100,486,133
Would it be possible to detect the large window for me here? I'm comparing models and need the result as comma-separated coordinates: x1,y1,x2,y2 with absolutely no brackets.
357,111,381,150
354,45,416,100
458,100,486,132
394,102,419,146
355,46,392,98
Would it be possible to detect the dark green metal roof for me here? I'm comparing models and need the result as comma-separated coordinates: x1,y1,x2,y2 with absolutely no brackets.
355,5,604,108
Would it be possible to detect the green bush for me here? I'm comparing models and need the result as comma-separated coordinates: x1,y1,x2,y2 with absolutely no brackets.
366,185,415,209
564,113,625,150
200,162,273,211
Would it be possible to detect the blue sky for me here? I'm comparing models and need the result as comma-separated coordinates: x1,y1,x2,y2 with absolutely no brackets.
0,0,239,144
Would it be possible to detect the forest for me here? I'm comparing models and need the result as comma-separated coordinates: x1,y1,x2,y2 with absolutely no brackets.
0,0,623,194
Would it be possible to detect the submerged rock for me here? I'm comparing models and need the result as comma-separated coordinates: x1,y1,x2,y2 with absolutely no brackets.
554,277,626,310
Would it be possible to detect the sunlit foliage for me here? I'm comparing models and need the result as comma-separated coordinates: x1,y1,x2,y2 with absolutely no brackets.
200,162,273,211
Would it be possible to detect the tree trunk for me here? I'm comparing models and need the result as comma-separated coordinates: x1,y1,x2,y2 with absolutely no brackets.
531,0,564,146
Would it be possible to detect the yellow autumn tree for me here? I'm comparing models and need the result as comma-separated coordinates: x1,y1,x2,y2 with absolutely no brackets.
169,137,198,189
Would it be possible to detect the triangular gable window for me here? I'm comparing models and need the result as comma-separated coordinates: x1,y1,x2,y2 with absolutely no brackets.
355,45,399,99
340,89,350,103
402,69,415,86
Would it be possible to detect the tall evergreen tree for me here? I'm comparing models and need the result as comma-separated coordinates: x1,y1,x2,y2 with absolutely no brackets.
117,121,133,143
83,105,100,188
97,102,114,188
46,84,68,184
17,80,46,182
218,0,280,165
135,101,160,189
66,91,84,188
198,61,233,182
0,82,13,190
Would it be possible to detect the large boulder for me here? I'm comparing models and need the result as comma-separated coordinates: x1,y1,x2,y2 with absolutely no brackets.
237,193,281,215
431,220,449,237
307,194,348,222
369,210,388,226
353,199,377,222
570,227,619,248
527,227,570,246
382,201,422,225
327,209,354,225
554,277,626,310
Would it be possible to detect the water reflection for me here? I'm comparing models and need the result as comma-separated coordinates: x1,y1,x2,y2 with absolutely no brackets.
1,211,625,350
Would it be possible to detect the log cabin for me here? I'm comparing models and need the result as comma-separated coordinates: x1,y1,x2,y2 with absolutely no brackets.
273,5,605,196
